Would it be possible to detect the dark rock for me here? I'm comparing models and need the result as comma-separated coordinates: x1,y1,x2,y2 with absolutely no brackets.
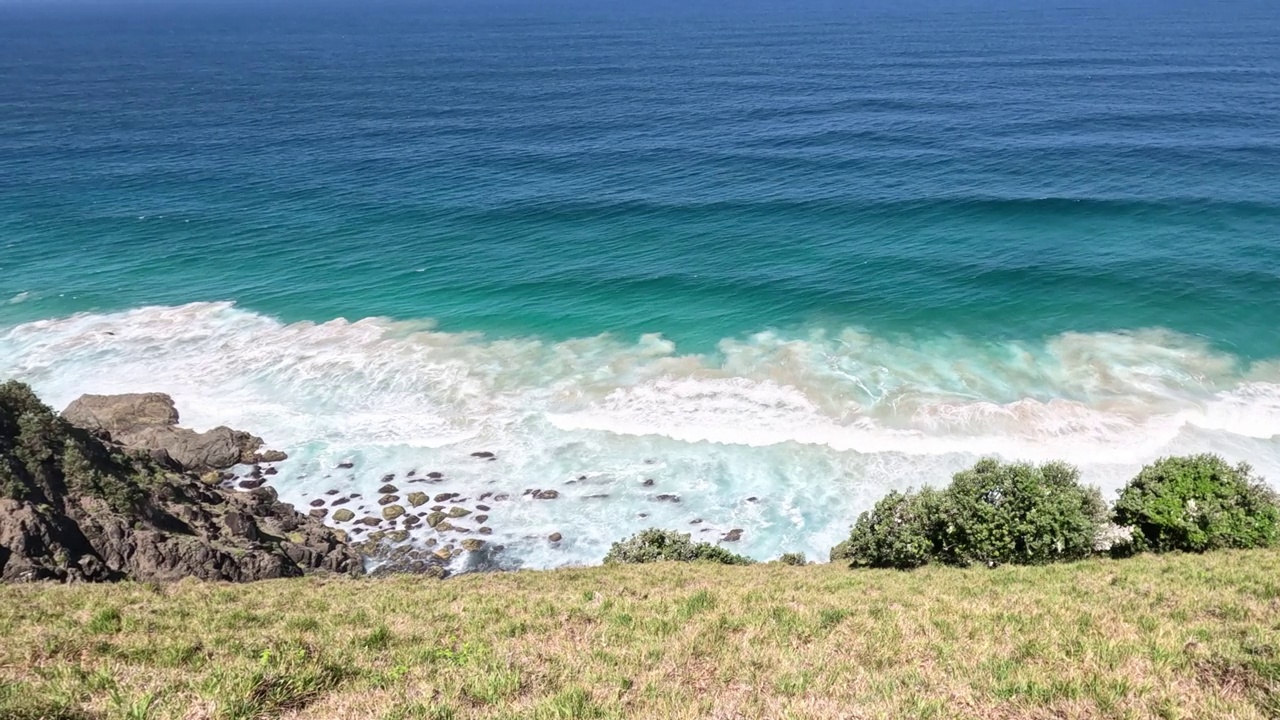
644,459,656,464
478,527,492,535
309,508,328,519
377,495,400,506
747,497,758,503
382,505,406,521
381,474,395,483
309,499,325,508
332,509,355,523
331,496,350,506
263,467,278,476
655,494,681,503
461,539,486,551
406,469,416,477
238,478,266,490
377,484,398,494
722,528,744,542
533,489,559,500
470,451,495,459
549,532,563,542
476,504,491,512
447,507,471,518
358,517,381,527
642,478,655,486
638,513,649,518
325,489,339,495
407,492,428,507
584,493,609,499
475,514,489,524
425,512,447,528
427,471,443,479
690,518,703,524
430,505,445,511
257,450,288,463
338,461,355,469
433,493,455,502
478,492,492,501
0,383,363,584
350,493,362,498
402,515,421,528
62,393,281,473
493,493,510,501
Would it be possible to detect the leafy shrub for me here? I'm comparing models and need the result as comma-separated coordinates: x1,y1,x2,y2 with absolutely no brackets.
941,459,1106,567
776,552,807,566
1113,455,1280,554
0,380,157,513
838,489,945,569
604,529,753,566
831,459,1106,569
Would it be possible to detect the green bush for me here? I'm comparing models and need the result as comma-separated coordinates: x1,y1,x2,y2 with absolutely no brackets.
776,552,807,566
942,459,1106,567
1113,454,1280,554
837,489,944,569
0,380,154,512
831,459,1106,569
603,529,753,566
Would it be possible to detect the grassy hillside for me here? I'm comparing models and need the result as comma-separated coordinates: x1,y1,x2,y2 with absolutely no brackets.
3,551,1279,720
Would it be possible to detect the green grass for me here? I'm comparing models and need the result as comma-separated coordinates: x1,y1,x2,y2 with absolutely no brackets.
2,551,1280,719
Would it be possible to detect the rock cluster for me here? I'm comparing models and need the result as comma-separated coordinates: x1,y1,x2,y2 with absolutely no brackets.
0,382,361,583
62,392,286,472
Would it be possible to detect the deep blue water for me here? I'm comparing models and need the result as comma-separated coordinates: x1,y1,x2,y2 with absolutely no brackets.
2,0,1279,567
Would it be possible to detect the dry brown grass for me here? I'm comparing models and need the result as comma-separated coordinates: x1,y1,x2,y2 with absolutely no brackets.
2,550,1279,719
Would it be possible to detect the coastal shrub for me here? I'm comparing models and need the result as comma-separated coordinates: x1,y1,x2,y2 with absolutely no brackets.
831,459,1106,569
777,552,807,566
1113,455,1280,554
0,380,154,513
838,489,945,570
942,459,1106,567
603,529,753,566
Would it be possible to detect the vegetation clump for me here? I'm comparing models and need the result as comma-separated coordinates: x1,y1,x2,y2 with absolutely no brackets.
0,380,155,513
603,529,753,566
1112,454,1280,554
834,459,1107,570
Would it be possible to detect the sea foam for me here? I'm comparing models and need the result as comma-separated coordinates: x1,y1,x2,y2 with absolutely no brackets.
2,302,1278,569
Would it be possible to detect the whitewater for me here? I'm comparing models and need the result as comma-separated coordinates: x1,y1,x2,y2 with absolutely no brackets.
3,302,1278,569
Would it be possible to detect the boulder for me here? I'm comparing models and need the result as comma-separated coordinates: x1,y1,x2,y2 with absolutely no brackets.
407,492,428,507
61,393,284,472
377,484,398,494
461,539,486,551
447,507,471,518
533,489,559,500
475,514,489,524
425,512,447,528
722,529,744,542
332,509,355,523
548,532,563,542
378,495,400,506
382,505,406,521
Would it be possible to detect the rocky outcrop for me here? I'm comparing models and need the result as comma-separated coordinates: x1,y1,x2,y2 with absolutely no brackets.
0,381,360,583
62,392,285,472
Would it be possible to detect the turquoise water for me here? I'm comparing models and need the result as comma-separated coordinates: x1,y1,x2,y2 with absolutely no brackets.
3,0,1279,568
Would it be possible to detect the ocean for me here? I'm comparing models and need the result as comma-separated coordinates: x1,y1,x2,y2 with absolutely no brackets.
2,0,1279,568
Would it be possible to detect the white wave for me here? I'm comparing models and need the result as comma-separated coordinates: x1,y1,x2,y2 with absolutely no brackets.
6,291,30,305
2,301,1278,570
